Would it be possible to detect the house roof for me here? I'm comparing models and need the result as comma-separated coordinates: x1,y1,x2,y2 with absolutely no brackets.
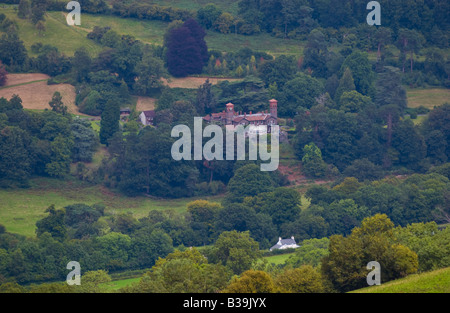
203,112,275,123
270,237,299,250
142,110,155,118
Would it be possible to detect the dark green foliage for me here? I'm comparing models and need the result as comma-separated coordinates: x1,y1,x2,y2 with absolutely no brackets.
0,31,27,69
423,104,450,161
48,91,68,115
103,127,199,198
215,76,269,114
334,67,356,104
392,119,427,170
258,55,297,88
197,4,222,29
301,142,327,178
340,51,375,97
303,29,329,77
0,61,7,86
36,205,67,241
71,118,98,162
72,47,92,83
0,126,31,187
279,73,324,116
33,47,72,77
17,0,31,19
133,54,166,96
100,99,120,145
209,230,261,275
195,79,216,115
226,164,274,203
250,187,301,228
343,158,384,181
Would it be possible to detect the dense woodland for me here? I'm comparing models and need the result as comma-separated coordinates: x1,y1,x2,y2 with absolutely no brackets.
0,0,449,293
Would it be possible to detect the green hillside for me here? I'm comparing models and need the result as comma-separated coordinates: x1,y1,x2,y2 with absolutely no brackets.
0,7,102,56
351,267,450,293
0,177,223,237
0,6,304,57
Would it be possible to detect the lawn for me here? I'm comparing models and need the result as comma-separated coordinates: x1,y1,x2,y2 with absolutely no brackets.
263,252,296,266
0,177,224,237
100,277,141,292
351,267,450,293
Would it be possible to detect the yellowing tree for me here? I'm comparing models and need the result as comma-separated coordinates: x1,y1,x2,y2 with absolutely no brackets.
274,265,326,293
222,270,276,293
321,214,418,292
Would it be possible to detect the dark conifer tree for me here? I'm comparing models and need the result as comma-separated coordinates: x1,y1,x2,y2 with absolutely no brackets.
100,99,120,145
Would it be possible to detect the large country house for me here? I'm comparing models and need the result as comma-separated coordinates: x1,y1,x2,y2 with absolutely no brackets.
203,99,278,132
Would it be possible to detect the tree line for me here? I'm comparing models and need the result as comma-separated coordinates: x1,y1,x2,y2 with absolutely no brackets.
2,212,450,293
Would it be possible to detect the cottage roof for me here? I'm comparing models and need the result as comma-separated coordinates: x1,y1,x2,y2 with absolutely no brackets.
270,237,299,251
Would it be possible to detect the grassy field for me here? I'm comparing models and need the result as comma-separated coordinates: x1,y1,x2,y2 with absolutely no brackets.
76,11,304,56
100,277,141,292
0,6,304,57
263,252,296,266
0,7,102,57
0,177,224,237
407,88,450,109
351,267,450,293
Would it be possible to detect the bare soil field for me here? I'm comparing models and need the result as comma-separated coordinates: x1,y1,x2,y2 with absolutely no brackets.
0,76,85,115
162,77,242,89
136,97,156,112
4,73,50,87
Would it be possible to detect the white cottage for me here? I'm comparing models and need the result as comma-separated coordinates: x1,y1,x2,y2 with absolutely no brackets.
270,236,300,251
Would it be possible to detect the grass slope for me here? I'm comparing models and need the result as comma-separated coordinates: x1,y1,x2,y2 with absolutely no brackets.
0,6,304,57
0,7,102,57
351,267,450,293
0,177,224,237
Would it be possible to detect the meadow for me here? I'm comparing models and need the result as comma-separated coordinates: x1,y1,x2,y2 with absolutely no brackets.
0,6,305,57
0,177,224,237
406,88,450,109
0,7,102,57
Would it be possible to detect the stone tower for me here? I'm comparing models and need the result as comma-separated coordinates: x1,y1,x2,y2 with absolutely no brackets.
269,99,278,119
226,102,235,125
